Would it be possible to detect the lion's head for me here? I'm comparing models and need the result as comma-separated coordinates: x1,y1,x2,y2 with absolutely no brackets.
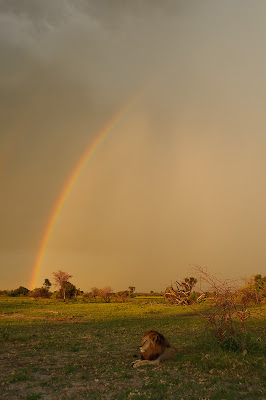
139,330,170,361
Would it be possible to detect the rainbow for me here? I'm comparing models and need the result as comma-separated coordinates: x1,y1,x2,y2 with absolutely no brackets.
30,92,142,289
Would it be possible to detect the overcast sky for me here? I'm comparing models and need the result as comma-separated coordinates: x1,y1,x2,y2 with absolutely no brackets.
1,0,266,292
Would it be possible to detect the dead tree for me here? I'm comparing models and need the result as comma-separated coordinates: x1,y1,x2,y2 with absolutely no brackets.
164,279,196,305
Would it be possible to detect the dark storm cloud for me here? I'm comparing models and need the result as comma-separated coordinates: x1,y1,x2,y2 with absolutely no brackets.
0,0,193,254
0,0,200,95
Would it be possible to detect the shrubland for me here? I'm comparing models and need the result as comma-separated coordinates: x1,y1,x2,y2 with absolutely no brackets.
0,285,265,399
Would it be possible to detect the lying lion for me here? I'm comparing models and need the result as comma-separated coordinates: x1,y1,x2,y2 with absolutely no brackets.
131,330,177,368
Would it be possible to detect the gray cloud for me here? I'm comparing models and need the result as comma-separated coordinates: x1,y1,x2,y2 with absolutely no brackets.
1,1,266,290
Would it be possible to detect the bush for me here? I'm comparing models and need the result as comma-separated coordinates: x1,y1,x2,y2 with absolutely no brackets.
220,330,263,353
51,291,60,299
29,287,51,299
82,292,92,301
115,290,130,302
64,282,77,299
98,287,113,303
237,274,266,305
193,266,254,346
8,286,29,297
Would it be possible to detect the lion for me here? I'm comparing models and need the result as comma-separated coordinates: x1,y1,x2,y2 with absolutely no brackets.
131,330,177,368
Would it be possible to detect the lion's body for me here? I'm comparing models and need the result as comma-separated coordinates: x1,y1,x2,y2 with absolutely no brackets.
132,330,176,368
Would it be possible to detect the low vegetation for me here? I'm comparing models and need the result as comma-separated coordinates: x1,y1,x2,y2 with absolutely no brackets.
0,270,265,398
190,267,266,350
0,295,265,399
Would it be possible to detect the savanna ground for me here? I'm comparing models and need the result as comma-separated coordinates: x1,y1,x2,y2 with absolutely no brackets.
0,297,265,400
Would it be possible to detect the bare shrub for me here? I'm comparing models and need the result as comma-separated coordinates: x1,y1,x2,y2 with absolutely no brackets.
98,286,113,303
193,266,253,348
115,290,130,302
91,287,99,298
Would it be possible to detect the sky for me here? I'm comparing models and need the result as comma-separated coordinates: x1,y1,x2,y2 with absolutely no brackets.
1,0,266,292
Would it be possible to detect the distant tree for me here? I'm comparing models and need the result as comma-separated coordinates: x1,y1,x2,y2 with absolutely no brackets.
98,286,113,303
82,292,92,301
53,270,73,301
128,286,136,297
65,282,77,299
238,274,266,305
183,277,198,293
116,290,130,302
254,274,266,295
9,286,29,297
43,278,52,290
30,287,51,299
91,287,99,298
82,288,97,301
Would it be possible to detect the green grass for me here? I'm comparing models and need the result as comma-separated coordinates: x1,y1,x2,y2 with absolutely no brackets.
0,296,265,399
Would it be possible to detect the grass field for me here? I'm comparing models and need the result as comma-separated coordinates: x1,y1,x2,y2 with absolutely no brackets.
0,297,265,400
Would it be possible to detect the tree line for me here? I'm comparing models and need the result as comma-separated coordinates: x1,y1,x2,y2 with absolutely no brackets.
0,270,138,302
1,269,265,306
